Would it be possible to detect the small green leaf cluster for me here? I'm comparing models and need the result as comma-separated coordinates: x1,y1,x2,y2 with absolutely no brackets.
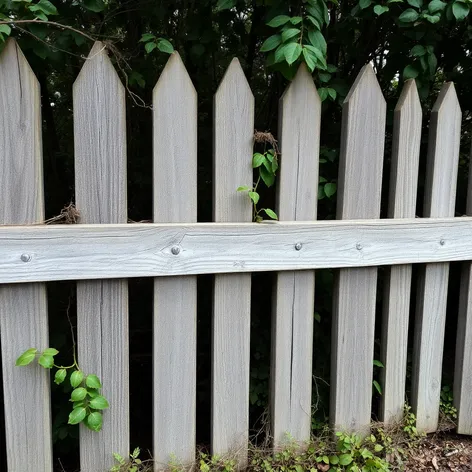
261,0,338,84
372,359,384,396
140,33,174,54
237,149,278,222
110,447,142,472
439,385,458,421
16,347,109,432
199,453,236,472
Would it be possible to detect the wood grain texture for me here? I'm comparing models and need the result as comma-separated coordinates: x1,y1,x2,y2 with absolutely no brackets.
271,65,319,446
331,64,386,435
153,53,197,470
411,83,461,433
0,39,53,472
73,41,129,471
212,59,253,466
3,218,472,283
380,80,422,423
454,144,472,434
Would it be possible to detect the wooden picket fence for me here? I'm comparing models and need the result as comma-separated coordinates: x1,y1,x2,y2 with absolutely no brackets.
1,37,472,472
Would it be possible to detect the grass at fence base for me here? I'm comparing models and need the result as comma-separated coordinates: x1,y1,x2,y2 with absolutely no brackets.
110,407,438,472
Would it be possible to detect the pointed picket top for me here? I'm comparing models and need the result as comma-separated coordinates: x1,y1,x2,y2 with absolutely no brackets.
215,57,253,101
74,41,123,90
343,63,384,106
277,62,320,222
0,38,43,224
424,81,461,218
388,79,422,219
213,57,254,223
153,51,197,223
154,51,196,95
337,62,386,220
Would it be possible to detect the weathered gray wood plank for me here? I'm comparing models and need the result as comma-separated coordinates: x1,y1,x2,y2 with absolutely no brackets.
212,58,253,466
380,80,422,423
0,39,52,472
412,83,461,433
153,52,197,470
454,142,472,434
331,64,386,435
271,65,319,447
3,218,472,283
74,41,129,470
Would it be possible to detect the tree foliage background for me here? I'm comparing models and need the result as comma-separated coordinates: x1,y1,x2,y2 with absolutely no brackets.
0,0,471,469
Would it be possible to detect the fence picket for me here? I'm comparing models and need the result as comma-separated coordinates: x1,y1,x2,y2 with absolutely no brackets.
74,42,129,470
0,39,52,472
380,80,422,423
271,65,320,446
412,83,461,432
212,59,253,465
331,64,386,435
153,52,197,469
455,153,472,432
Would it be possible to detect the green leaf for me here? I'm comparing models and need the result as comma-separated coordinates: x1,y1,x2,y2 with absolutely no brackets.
260,166,275,187
87,388,100,398
32,10,48,21
90,395,110,410
68,406,87,425
263,208,278,220
145,42,157,54
338,454,354,466
374,444,384,452
140,33,155,42
55,369,67,385
304,45,327,68
319,72,331,82
290,16,303,24
452,1,469,20
70,370,84,388
373,379,382,394
410,45,426,56
16,348,37,366
330,455,339,465
71,387,87,402
327,88,337,100
37,0,58,15
42,348,59,357
307,29,327,54
252,153,265,168
281,28,300,43
428,0,446,13
0,25,11,36
427,52,437,75
303,48,316,72
374,5,389,15
306,15,322,29
283,43,303,65
216,0,236,11
403,64,419,79
424,13,440,23
399,8,420,21
274,44,287,64
38,355,54,369
373,360,384,367
359,0,372,9
318,87,329,101
237,186,249,192
85,411,103,432
85,374,102,389
83,0,105,12
324,183,337,197
157,39,174,54
327,64,338,73
267,15,291,27
314,312,321,323
248,192,260,205
260,34,282,52
407,0,422,7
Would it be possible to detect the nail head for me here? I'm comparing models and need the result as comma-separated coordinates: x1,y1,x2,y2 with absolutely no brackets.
356,243,363,251
440,239,445,246
171,246,181,255
295,243,302,251
21,254,31,263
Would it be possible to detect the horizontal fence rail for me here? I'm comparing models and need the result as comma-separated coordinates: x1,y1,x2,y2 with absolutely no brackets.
0,218,472,283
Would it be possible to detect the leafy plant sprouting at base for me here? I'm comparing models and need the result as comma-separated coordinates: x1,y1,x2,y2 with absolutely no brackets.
237,149,278,222
440,385,458,421
15,346,109,432
110,447,143,472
